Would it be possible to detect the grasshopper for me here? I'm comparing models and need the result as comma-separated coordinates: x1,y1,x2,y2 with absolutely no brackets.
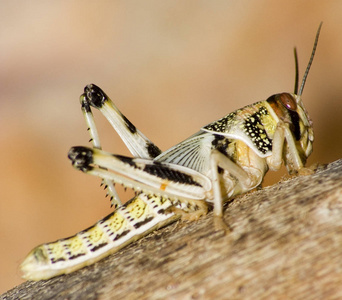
20,24,321,281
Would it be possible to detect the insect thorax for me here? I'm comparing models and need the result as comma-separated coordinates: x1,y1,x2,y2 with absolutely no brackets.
203,101,277,158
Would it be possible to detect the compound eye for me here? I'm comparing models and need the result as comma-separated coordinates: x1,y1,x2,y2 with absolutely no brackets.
279,93,297,111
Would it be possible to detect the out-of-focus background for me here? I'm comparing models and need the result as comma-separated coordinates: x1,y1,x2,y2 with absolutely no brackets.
1,1,341,293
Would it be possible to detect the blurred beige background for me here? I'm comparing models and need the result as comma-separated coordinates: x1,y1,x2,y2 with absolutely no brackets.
1,1,341,294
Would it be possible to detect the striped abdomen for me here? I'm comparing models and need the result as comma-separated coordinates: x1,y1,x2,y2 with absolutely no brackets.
21,193,179,281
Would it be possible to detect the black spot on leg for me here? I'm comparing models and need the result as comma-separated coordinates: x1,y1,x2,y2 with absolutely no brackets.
143,164,202,187
122,115,137,134
113,154,137,168
146,142,162,158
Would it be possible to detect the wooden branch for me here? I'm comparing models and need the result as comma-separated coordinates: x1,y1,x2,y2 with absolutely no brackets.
3,159,342,300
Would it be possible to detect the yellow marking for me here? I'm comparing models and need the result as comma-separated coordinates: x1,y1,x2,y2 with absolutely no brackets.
260,112,277,137
85,225,108,245
63,236,87,257
126,198,147,219
47,241,67,262
260,133,267,140
103,211,127,232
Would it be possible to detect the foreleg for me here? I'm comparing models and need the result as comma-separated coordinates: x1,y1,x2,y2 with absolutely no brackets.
266,121,306,173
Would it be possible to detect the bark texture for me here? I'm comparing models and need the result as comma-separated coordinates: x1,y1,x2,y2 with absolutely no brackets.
2,159,342,300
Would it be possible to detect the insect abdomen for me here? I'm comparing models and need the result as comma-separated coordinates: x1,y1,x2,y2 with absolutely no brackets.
20,194,178,281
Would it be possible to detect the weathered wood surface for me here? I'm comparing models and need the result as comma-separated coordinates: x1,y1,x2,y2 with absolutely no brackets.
2,159,342,300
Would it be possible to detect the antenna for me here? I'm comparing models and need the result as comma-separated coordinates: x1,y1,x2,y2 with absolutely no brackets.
293,47,299,94
298,22,323,96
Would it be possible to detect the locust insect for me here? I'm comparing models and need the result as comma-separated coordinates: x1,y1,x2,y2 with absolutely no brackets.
20,24,321,281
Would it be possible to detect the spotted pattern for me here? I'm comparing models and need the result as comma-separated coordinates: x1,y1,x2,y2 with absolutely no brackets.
243,106,272,154
203,111,237,133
